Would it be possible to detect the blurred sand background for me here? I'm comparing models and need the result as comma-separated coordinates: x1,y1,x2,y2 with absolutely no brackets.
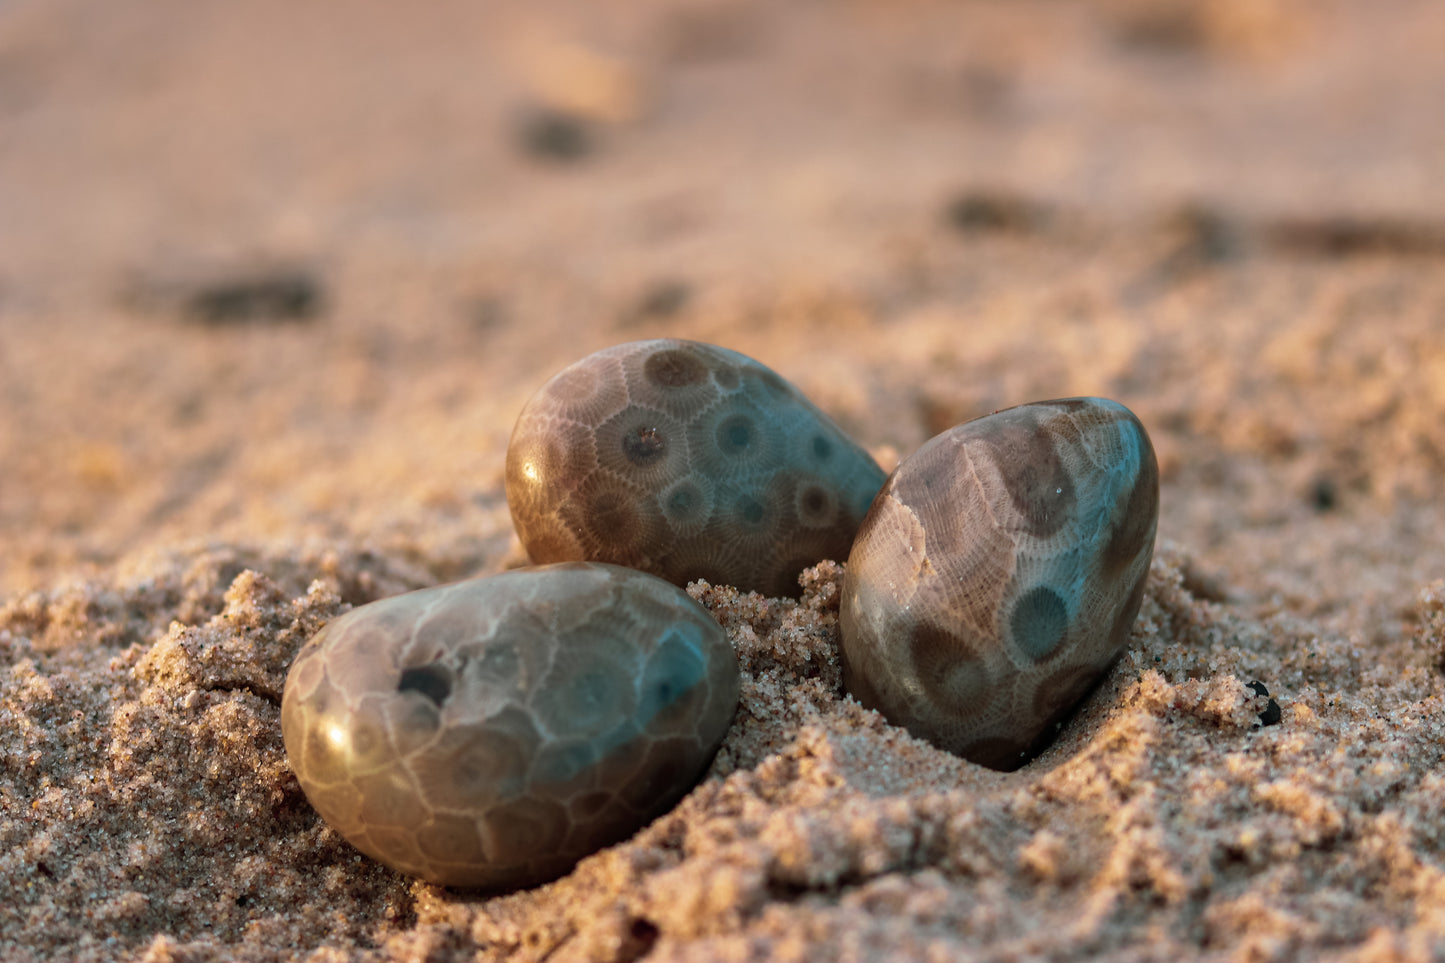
3,1,1445,960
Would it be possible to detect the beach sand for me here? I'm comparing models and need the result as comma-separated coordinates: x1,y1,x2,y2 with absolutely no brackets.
3,1,1445,959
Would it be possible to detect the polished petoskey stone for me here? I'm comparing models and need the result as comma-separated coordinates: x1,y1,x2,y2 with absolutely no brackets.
839,397,1158,771
281,562,740,889
505,339,886,598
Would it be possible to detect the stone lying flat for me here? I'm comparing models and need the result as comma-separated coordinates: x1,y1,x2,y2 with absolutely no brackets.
281,562,740,889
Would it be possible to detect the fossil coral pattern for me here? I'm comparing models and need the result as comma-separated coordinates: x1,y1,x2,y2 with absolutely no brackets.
280,562,740,889
839,398,1158,771
505,339,887,598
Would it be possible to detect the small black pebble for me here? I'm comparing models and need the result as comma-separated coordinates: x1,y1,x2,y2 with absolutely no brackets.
1309,476,1337,512
397,664,453,707
1247,681,1282,726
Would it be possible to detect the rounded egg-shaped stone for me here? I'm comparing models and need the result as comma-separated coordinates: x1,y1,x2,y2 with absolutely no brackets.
280,562,740,889
839,397,1158,771
505,339,887,598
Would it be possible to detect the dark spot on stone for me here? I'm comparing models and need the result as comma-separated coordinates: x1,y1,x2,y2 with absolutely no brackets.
235,893,253,908
1010,586,1069,660
800,486,828,518
907,615,953,668
739,497,765,525
1310,476,1337,512
811,435,833,460
398,664,453,707
983,413,1075,537
622,425,667,465
585,487,641,543
716,414,754,454
666,483,700,517
516,107,594,163
36,861,53,878
182,270,323,325
644,348,708,387
907,621,967,702
638,635,706,725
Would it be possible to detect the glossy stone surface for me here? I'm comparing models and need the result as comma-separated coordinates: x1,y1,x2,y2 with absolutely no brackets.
506,339,887,598
281,562,740,889
840,398,1158,771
